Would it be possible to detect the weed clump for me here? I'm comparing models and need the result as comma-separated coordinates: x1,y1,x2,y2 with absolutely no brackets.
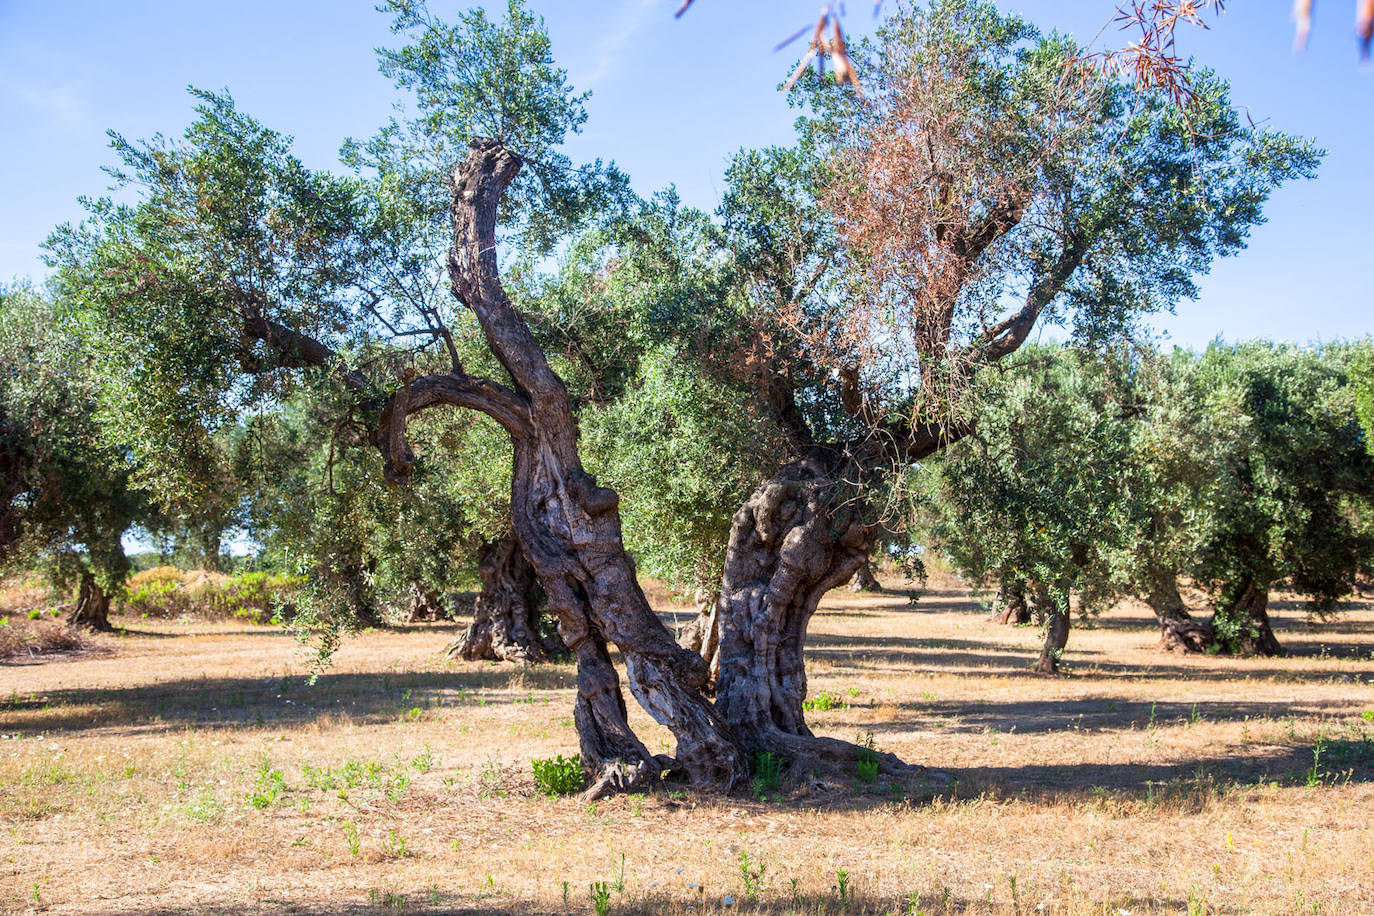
532,754,585,796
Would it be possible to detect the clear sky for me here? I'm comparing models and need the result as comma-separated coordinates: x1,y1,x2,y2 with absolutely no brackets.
1,0,1369,349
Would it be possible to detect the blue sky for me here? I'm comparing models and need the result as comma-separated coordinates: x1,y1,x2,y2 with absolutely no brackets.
2,0,1369,349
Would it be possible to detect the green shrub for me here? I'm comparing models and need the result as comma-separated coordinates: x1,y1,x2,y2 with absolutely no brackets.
531,754,585,796
121,566,299,622
802,691,846,712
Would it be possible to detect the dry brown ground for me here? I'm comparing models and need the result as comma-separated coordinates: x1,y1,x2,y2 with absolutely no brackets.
1,577,1372,915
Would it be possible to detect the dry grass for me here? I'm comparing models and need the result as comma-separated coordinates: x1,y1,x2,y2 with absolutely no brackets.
0,577,88,660
1,574,1371,915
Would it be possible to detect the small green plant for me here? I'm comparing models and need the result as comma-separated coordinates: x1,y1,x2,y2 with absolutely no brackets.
835,868,852,909
411,744,434,773
385,771,411,802
855,732,880,784
738,850,766,901
1361,709,1374,723
27,609,42,620
589,880,611,916
612,853,626,893
383,828,408,857
343,821,360,856
532,753,585,796
751,750,782,799
803,691,846,711
477,759,506,798
1305,734,1328,788
245,760,286,809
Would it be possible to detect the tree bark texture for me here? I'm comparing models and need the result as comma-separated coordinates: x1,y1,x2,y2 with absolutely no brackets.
399,581,447,623
848,558,881,593
1216,580,1283,656
1032,586,1069,674
994,577,1031,625
67,572,112,631
447,535,566,662
377,140,744,795
713,454,908,773
677,590,721,687
1145,567,1216,653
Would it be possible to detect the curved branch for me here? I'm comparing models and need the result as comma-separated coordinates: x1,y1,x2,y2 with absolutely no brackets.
374,370,532,484
239,296,368,392
447,139,568,408
968,233,1087,365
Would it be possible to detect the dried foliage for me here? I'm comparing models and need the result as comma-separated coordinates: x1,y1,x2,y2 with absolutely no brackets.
792,1,1316,447
803,5,1103,430
676,1,870,91
1088,0,1374,106
1082,1,1227,107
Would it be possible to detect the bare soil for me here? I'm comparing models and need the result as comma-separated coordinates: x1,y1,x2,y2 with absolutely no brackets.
1,576,1371,914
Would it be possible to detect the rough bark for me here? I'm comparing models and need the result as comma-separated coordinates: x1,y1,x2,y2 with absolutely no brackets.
848,558,881,593
447,535,566,663
1145,567,1216,653
677,589,721,686
1216,580,1283,656
994,578,1031,625
714,453,908,774
400,582,447,623
1032,586,1069,674
67,572,113,631
377,140,745,795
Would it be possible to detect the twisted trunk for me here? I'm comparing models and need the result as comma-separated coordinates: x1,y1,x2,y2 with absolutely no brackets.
1214,579,1282,656
1032,585,1069,674
68,572,112,631
677,590,721,686
448,535,565,663
1146,566,1215,653
994,577,1030,625
714,454,906,773
400,582,446,622
378,140,744,795
848,558,881,593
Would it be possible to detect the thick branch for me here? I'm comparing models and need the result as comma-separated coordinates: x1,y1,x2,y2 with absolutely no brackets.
374,371,532,483
239,297,368,391
447,140,568,408
970,234,1087,365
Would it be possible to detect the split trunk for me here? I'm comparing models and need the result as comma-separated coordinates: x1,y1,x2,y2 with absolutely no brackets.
380,140,745,796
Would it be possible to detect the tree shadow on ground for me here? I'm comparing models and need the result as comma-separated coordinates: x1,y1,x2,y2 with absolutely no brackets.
791,738,1374,817
803,630,1374,681
0,664,577,736
861,695,1370,737
71,889,1247,916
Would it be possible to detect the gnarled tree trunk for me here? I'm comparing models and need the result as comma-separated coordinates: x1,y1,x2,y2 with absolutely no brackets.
1145,566,1216,653
67,572,113,631
677,589,721,686
1214,579,1282,656
848,558,881,593
713,453,908,774
399,581,446,622
378,140,745,796
994,577,1030,625
1032,585,1069,674
447,535,566,662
